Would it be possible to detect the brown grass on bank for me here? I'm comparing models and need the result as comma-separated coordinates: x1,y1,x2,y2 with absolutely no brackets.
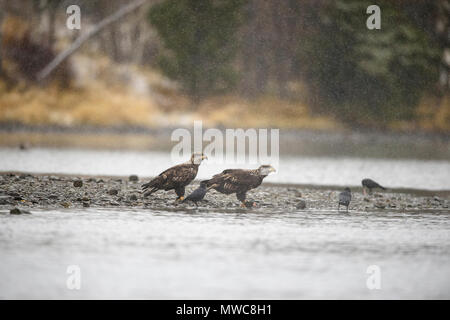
415,95,450,133
1,78,449,133
195,95,339,130
0,81,160,127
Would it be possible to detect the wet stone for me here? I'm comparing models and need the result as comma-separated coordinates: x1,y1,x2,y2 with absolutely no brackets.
108,189,119,196
129,175,139,182
7,192,21,198
10,208,31,215
0,195,13,205
73,180,83,188
60,202,71,208
296,200,307,210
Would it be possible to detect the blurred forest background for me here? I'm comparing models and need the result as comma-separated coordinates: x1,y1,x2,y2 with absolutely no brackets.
0,0,449,133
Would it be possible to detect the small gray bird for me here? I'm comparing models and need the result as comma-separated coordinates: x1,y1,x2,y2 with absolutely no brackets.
182,181,208,206
362,178,386,195
338,187,352,212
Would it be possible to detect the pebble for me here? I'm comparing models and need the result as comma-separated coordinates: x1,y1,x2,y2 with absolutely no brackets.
60,202,71,208
374,202,386,209
129,175,139,182
296,200,307,210
108,189,119,196
0,195,13,205
73,180,83,188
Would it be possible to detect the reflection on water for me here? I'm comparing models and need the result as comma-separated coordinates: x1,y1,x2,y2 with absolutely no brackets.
0,148,449,190
0,208,449,299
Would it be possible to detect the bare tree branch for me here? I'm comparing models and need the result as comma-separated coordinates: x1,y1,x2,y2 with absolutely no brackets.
37,0,150,81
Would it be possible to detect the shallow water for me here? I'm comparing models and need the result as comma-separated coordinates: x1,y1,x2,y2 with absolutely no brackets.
0,208,449,299
0,147,449,299
1,148,449,190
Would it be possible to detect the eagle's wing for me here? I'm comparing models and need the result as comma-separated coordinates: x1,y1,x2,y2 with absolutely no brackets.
207,170,261,193
211,169,244,178
223,170,261,186
142,163,197,191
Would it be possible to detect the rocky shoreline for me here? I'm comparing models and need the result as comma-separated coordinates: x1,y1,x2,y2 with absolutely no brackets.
1,172,449,214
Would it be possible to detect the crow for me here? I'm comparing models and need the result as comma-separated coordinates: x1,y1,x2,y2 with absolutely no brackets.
338,187,352,212
362,178,386,195
182,181,209,206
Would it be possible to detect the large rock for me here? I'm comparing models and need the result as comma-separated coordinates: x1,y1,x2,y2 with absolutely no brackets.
10,208,31,215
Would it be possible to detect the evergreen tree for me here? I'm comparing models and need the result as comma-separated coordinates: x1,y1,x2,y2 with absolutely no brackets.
298,0,441,127
148,0,244,101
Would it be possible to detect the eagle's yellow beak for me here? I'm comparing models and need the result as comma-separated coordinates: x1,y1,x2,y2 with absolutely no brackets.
202,155,208,160
270,167,276,173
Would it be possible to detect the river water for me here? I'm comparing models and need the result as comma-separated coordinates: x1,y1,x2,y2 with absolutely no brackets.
0,208,449,299
0,147,449,299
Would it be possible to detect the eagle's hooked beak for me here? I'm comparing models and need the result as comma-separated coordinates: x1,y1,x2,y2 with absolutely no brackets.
202,155,208,160
270,167,276,173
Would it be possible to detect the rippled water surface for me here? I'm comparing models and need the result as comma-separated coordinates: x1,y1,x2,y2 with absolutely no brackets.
0,147,449,299
0,208,449,299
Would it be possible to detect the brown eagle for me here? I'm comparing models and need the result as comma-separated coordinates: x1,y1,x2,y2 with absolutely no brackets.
203,165,276,206
142,153,207,201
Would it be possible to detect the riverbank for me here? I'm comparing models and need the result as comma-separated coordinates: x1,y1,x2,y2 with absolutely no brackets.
1,173,448,214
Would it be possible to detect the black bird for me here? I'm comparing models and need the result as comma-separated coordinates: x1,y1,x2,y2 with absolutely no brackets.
362,178,386,195
182,181,209,206
203,165,276,207
142,153,207,201
338,187,352,212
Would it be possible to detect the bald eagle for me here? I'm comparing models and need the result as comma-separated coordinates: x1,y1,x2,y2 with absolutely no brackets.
203,165,276,206
142,153,207,201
